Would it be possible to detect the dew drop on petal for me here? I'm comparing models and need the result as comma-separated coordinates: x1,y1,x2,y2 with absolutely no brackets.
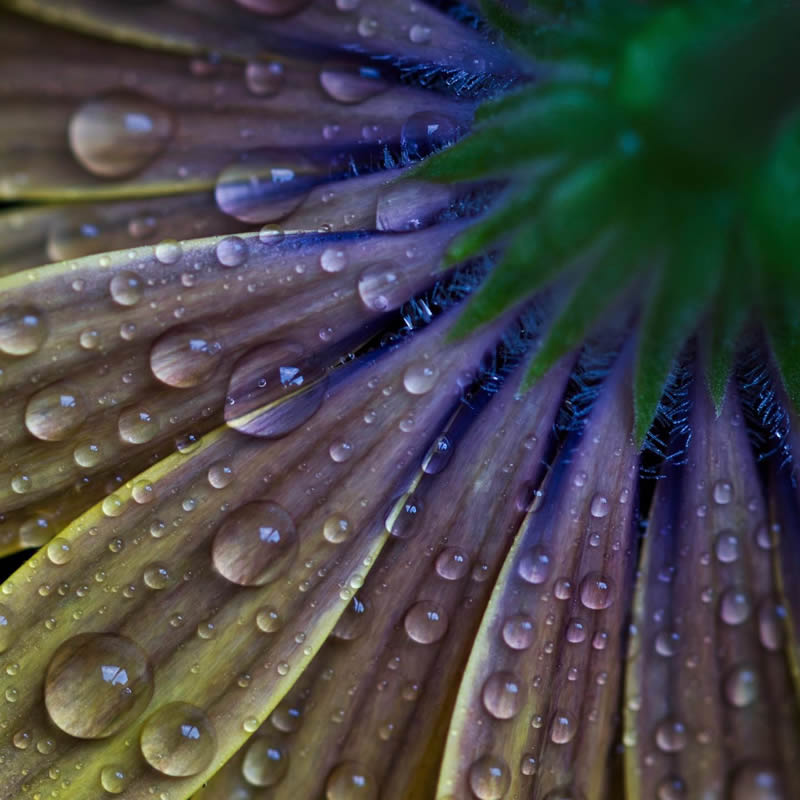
331,595,369,641
482,671,525,720
654,718,688,753
118,406,159,444
245,60,285,96
589,492,609,518
502,614,534,650
68,91,173,178
729,763,783,800
468,754,510,800
100,765,128,794
357,263,409,312
724,664,760,708
44,633,154,738
212,501,298,586
109,270,143,306
154,238,182,265
404,601,448,644
712,479,733,505
403,361,439,395
207,461,234,489
25,383,87,441
216,235,248,268
422,434,454,475
714,529,741,563
656,776,686,800
518,547,551,585
320,246,348,273
225,341,328,438
719,588,751,626
435,547,469,580
325,760,378,800
385,494,423,538
150,324,224,388
256,606,282,633
139,702,216,777
46,538,73,566
550,711,577,744
579,572,615,610
242,737,289,787
0,305,48,356
319,62,386,104
323,513,352,544
0,604,16,653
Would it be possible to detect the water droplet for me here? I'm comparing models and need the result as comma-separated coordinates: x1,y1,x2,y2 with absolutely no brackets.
385,493,423,538
714,529,741,563
435,547,469,580
207,461,234,489
518,547,551,585
25,383,87,441
482,671,525,720
100,765,128,794
44,633,154,738
225,341,328,438
357,263,410,312
469,754,510,800
47,538,73,566
409,23,432,44
154,239,182,265
320,246,348,273
325,760,378,800
422,434,453,475
589,493,609,518
403,362,439,395
109,270,143,306
245,60,285,96
74,442,102,468
215,153,320,223
68,91,174,178
579,572,615,610
724,664,760,708
144,563,172,590
654,630,680,657
216,235,248,268
10,472,31,494
256,606,282,633
0,604,15,653
565,618,587,644
319,61,386,104
502,614,534,651
656,776,686,800
720,588,751,626
212,501,298,586
329,440,354,463
323,512,352,544
550,711,577,744
654,717,687,752
150,324,223,388
140,702,216,777
242,737,289,787
712,480,733,505
331,595,369,641
79,328,100,349
404,600,448,644
0,305,48,355
118,406,159,444
730,763,783,800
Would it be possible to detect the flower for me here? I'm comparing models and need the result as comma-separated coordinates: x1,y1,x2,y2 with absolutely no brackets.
0,3,799,800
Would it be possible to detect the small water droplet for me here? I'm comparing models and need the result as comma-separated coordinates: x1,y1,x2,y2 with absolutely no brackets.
589,493,609,518
329,440,354,463
212,501,297,586
100,765,128,794
729,763,783,800
720,588,751,626
656,776,686,800
403,361,439,395
0,604,16,653
502,614,534,650
46,538,73,566
139,702,216,777
325,760,378,800
207,461,234,489
654,717,687,752
242,737,289,787
323,513,352,544
712,480,733,505
435,547,469,580
216,235,248,268
550,711,577,744
422,434,453,474
331,595,368,641
357,263,409,312
154,239,182,265
579,572,615,610
518,547,551,585
245,60,285,96
724,664,760,707
714,529,741,563
385,493,423,538
150,324,223,388
319,61,386,104
256,606,282,633
469,754,510,800
320,246,348,272
44,633,154,738
118,406,159,444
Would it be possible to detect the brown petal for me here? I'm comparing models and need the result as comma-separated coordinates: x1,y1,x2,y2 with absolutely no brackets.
625,380,800,799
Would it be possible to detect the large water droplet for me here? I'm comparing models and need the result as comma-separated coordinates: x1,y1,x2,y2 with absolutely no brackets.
324,761,378,799
139,702,216,777
225,341,328,438
323,512,353,544
100,765,128,794
215,152,321,223
714,529,741,563
212,501,298,586
404,600,448,644
550,711,577,744
44,633,154,738
150,324,223,388
502,614,534,650
25,382,87,441
216,235,249,268
68,91,174,178
242,737,289,787
719,588,751,626
403,361,439,395
0,305,48,355
482,671,525,720
319,61,387,104
468,754,510,800
435,547,469,580
385,493,423,538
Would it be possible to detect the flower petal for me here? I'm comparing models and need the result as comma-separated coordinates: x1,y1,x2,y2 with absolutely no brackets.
197,348,573,799
437,347,640,800
625,380,800,799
